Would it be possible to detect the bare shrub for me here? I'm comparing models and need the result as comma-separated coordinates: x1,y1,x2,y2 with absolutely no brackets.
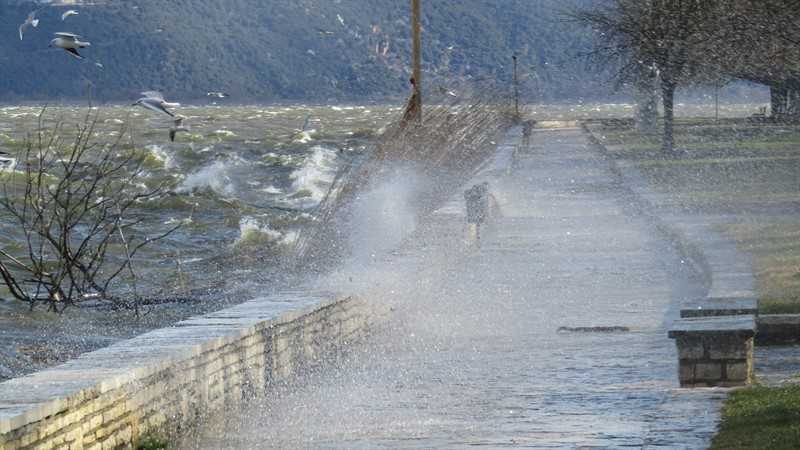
0,109,178,313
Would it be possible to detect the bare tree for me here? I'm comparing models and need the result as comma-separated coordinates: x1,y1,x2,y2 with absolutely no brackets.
0,109,179,313
574,0,717,152
705,0,800,118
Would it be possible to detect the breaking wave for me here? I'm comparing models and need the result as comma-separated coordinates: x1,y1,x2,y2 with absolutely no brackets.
177,160,235,196
289,145,339,206
234,217,298,249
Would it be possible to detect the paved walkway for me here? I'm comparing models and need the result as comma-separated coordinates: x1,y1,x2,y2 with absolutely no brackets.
182,127,726,449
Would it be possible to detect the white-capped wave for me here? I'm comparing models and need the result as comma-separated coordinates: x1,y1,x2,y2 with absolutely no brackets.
177,160,235,196
292,130,315,143
262,185,283,194
211,129,236,138
234,217,298,248
289,145,338,206
146,144,175,169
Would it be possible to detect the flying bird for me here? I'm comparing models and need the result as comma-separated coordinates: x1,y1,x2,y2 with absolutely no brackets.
437,86,458,97
206,92,229,99
62,10,79,21
169,116,189,142
133,91,179,117
19,11,39,40
49,33,91,59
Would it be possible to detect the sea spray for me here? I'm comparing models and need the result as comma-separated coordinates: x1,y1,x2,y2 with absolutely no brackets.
344,165,426,265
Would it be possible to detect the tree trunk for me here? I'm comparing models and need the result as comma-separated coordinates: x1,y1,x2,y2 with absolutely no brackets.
771,84,788,117
661,81,676,154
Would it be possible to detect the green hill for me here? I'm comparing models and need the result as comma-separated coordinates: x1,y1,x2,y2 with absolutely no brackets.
0,0,611,102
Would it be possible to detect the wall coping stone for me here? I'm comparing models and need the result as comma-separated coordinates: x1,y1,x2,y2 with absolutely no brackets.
669,315,756,339
680,297,758,318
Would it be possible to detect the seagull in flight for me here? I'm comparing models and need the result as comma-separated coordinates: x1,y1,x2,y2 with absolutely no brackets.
206,92,229,99
169,116,189,142
19,11,39,40
62,10,79,21
133,91,180,117
437,85,458,97
49,33,91,59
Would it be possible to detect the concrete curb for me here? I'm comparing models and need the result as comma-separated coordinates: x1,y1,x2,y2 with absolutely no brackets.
580,123,713,296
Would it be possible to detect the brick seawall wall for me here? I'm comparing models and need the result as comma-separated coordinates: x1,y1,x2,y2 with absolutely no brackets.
0,293,380,450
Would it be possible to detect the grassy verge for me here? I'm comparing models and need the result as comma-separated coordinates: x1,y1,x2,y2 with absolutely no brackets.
710,385,800,450
593,119,800,314
723,223,800,314
593,118,800,450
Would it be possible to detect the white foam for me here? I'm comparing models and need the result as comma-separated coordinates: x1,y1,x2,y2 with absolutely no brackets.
146,145,175,169
292,130,314,144
177,160,234,196
289,146,338,206
211,129,236,137
235,217,298,248
262,185,283,194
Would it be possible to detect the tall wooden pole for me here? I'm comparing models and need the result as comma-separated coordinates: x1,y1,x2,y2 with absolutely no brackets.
411,0,422,122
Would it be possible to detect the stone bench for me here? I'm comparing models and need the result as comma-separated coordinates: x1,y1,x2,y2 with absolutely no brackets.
756,314,800,345
668,315,756,387
680,297,757,318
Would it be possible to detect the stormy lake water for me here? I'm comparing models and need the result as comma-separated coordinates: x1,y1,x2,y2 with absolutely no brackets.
0,103,401,379
0,104,402,300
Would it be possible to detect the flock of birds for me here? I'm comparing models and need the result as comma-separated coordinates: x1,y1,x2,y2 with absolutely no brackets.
19,8,91,60
17,7,231,143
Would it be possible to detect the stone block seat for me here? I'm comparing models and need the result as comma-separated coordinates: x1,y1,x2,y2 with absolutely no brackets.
680,297,758,318
668,315,756,387
756,314,800,345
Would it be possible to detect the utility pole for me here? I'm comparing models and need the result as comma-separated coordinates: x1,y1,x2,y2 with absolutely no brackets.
411,0,422,123
512,54,519,117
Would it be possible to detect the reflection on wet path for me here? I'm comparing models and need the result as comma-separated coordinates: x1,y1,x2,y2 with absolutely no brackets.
180,127,724,449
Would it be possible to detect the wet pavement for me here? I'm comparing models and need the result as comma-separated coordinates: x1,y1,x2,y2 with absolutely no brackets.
180,127,725,449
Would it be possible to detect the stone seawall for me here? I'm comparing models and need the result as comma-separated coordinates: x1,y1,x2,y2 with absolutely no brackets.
0,293,382,450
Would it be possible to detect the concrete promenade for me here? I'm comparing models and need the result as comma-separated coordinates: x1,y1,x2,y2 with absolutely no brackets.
184,126,727,449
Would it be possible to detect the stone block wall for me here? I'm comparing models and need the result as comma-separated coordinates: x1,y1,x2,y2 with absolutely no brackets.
676,334,754,387
0,294,381,450
671,324,756,388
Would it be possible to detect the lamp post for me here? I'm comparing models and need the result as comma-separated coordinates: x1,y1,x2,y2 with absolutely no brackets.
513,54,520,116
411,0,422,122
